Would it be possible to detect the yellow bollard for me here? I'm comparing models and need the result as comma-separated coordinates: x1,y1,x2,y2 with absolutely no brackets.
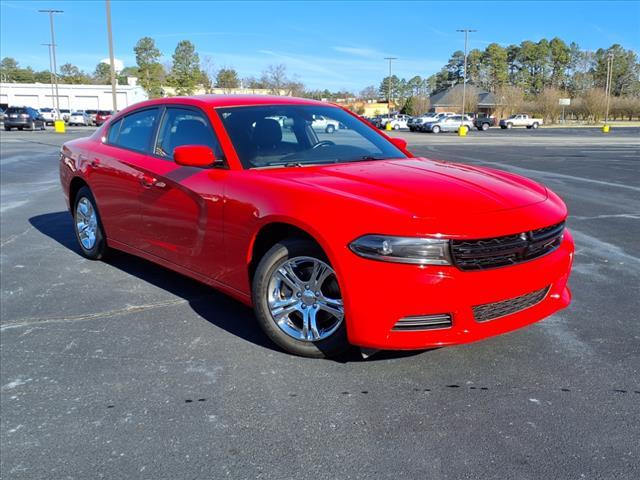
54,120,66,133
602,124,610,133
458,125,468,137
385,122,392,131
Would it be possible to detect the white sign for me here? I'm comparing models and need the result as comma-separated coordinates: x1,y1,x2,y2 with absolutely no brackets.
559,98,571,106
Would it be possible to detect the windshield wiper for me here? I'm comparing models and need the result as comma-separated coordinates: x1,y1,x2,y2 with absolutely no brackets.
335,155,386,163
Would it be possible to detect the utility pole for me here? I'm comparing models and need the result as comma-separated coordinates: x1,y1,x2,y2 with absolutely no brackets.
604,52,614,125
39,9,63,118
41,43,56,110
384,57,397,115
105,0,118,111
456,29,477,118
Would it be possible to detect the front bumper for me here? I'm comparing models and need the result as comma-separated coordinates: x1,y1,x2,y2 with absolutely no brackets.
340,230,574,350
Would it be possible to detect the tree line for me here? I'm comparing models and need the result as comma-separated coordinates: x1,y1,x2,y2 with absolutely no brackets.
1,36,638,121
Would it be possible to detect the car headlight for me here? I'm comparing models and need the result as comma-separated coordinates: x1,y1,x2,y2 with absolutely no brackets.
349,235,452,265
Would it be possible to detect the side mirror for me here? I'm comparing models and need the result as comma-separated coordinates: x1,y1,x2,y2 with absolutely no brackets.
173,145,218,168
390,137,407,151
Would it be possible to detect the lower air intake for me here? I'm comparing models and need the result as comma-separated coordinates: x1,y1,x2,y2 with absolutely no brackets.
393,314,452,331
473,286,551,322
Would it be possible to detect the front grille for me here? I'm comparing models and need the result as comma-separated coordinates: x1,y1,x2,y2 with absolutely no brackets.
451,222,564,271
393,314,452,331
473,286,550,322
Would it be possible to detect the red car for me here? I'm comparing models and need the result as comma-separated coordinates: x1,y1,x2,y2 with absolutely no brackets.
94,110,113,126
59,96,573,358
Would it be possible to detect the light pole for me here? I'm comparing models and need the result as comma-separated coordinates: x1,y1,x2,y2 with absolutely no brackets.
41,43,56,110
105,0,118,111
604,52,614,125
384,57,397,115
456,29,477,117
39,9,63,119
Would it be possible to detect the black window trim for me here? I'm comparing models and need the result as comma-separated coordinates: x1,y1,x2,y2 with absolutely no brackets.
104,106,161,155
150,103,227,169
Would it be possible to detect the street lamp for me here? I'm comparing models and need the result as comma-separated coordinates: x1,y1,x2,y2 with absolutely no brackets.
41,43,56,111
456,29,477,118
105,0,118,111
604,52,614,125
39,9,63,118
384,57,397,115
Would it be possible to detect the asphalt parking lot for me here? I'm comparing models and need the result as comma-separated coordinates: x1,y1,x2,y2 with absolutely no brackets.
1,126,639,479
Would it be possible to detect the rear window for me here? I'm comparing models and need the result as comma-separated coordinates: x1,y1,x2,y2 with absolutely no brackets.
107,108,159,152
40,108,53,112
6,107,26,114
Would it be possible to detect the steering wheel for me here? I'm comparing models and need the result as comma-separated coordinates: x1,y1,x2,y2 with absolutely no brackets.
312,140,335,149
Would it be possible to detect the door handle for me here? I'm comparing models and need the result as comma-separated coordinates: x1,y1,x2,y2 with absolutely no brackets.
140,174,156,188
140,175,166,189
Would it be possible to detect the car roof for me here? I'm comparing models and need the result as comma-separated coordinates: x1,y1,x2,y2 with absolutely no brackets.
115,95,330,117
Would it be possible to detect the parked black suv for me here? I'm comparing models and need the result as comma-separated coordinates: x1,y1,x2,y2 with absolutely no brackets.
4,107,46,131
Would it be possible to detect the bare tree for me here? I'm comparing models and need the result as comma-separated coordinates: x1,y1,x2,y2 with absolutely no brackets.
200,55,216,93
494,85,525,118
533,88,562,123
261,64,288,95
581,88,607,122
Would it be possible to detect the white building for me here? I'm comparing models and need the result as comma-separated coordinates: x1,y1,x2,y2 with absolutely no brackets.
0,82,148,111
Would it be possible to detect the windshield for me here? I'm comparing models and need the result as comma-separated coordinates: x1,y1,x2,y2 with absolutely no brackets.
217,105,407,169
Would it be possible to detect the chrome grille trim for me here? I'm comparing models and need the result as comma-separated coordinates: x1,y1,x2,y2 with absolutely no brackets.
451,222,565,271
473,286,551,323
393,314,452,331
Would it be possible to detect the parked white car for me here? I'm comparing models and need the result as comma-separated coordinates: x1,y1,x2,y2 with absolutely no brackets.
500,114,543,129
311,114,340,133
380,114,411,130
68,111,91,126
414,112,455,132
39,108,59,125
423,115,474,133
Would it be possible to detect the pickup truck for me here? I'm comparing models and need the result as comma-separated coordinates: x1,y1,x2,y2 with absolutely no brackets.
499,114,543,129
474,115,497,131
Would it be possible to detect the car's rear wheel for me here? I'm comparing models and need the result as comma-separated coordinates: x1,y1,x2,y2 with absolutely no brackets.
325,124,335,133
252,238,349,358
432,125,441,133
4,126,10,131
393,124,400,130
73,186,108,260
482,122,489,131
532,122,539,129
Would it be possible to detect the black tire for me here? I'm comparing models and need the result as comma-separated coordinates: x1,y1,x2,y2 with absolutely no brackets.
432,125,441,133
481,122,489,131
252,238,350,358
532,122,539,129
393,124,400,130
325,124,335,134
4,126,10,131
73,186,108,260
506,122,513,129
18,127,23,131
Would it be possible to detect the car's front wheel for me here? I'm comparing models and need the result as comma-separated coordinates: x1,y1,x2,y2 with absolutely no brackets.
482,122,489,131
325,124,335,133
252,238,349,358
73,186,108,260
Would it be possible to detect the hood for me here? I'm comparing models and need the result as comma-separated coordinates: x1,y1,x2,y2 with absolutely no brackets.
264,158,548,219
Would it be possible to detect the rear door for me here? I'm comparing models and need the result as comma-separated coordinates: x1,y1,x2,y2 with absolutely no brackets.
137,105,227,278
89,107,160,247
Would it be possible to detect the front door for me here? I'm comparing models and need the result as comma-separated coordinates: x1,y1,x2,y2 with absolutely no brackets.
137,106,226,279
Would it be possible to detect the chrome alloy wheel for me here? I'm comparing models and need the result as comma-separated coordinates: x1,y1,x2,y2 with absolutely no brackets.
267,256,344,342
75,197,98,250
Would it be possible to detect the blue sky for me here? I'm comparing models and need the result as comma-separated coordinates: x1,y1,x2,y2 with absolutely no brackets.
1,0,638,91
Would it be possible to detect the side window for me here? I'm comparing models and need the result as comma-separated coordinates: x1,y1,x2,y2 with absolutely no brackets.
110,108,159,152
154,107,222,159
107,118,122,144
